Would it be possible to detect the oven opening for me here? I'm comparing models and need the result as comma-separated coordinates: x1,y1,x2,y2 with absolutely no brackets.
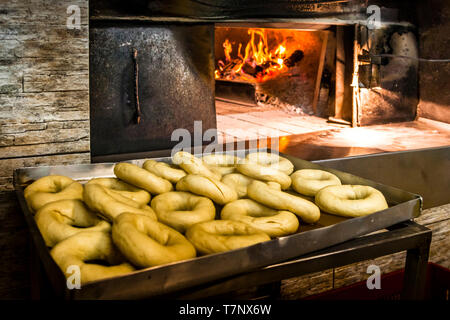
214,25,344,145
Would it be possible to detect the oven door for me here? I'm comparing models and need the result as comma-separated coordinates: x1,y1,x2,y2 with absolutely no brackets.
89,22,216,159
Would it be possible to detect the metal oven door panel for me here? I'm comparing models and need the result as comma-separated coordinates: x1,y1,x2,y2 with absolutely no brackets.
89,22,216,157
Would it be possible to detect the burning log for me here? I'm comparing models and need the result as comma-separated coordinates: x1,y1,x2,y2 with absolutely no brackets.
221,59,240,73
216,49,305,82
242,62,258,77
284,50,304,67
217,59,242,79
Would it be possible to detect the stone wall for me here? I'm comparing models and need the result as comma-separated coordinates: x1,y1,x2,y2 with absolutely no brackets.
358,25,419,125
0,0,90,191
416,0,450,124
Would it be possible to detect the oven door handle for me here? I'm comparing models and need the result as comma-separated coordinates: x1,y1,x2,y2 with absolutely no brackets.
132,48,142,124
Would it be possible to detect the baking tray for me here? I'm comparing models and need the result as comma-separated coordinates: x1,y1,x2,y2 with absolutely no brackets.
13,150,422,299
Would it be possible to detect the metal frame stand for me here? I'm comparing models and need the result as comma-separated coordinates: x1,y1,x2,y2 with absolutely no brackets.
30,221,431,300
167,221,432,300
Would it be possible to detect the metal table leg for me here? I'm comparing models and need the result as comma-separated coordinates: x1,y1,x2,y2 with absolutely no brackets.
168,221,432,300
401,233,432,299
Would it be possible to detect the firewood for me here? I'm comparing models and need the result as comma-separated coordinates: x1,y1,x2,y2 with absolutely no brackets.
242,62,258,77
284,50,304,67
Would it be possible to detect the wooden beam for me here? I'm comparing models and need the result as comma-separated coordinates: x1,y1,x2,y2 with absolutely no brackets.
312,31,329,114
334,26,345,119
351,24,360,127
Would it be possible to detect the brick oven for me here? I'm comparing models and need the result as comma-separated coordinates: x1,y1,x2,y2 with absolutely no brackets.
88,0,423,161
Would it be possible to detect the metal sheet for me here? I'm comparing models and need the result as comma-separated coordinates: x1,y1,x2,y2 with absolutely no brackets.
13,150,422,299
90,22,216,157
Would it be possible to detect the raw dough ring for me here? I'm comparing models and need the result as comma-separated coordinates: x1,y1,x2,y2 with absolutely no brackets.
291,169,342,196
151,191,215,233
315,185,389,217
172,151,221,180
176,174,238,205
51,231,135,285
221,173,255,198
202,154,240,176
86,177,151,205
247,180,321,224
24,175,83,213
236,158,292,190
112,212,196,268
35,199,111,247
143,160,186,184
221,173,281,198
186,220,271,255
246,152,294,175
83,183,157,221
221,199,299,238
114,162,173,195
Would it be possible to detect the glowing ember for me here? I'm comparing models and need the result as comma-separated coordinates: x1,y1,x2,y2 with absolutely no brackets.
215,28,304,83
335,128,392,147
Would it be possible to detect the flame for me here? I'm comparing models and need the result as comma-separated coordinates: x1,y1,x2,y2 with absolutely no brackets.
216,28,290,83
223,39,232,62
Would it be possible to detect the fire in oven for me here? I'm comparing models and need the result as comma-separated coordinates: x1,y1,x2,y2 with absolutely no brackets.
214,25,333,144
89,17,441,162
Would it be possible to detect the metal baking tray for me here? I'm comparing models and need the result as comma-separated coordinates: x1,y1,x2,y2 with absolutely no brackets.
13,150,422,299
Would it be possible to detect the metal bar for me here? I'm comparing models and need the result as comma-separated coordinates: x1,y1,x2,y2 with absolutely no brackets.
401,233,432,300
132,48,141,124
171,221,431,299
351,23,359,127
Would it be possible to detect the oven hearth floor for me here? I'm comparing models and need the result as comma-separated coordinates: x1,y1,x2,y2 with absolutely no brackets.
216,99,345,143
279,117,450,160
215,100,450,159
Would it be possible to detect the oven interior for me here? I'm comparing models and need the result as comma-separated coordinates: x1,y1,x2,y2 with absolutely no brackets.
88,2,432,162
